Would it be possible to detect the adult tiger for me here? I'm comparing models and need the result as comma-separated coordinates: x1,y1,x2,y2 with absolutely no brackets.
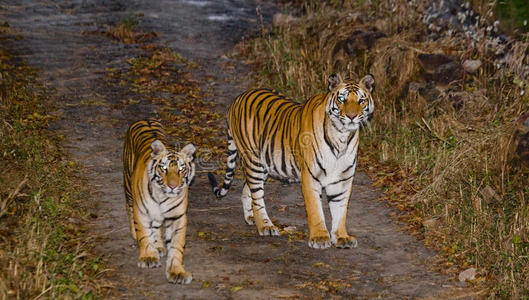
123,119,196,284
208,74,375,249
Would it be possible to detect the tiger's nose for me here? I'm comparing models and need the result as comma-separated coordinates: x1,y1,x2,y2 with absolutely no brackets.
346,113,357,120
168,184,177,190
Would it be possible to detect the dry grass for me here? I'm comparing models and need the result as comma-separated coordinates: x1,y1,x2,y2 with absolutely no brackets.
89,15,157,44
0,50,109,298
248,0,529,297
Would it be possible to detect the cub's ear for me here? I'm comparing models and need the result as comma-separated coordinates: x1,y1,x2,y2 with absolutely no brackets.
327,73,343,92
181,143,196,161
360,74,375,93
151,140,167,157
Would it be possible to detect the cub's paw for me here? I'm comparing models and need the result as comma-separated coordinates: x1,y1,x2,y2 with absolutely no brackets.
308,236,331,249
167,270,193,284
335,236,358,249
258,225,279,236
137,256,161,268
244,215,255,225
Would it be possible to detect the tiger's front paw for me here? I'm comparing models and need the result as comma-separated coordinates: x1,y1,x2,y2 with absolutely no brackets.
308,235,331,249
244,215,255,225
335,235,358,249
167,257,192,284
258,225,279,236
137,255,161,268
167,270,193,284
138,246,161,268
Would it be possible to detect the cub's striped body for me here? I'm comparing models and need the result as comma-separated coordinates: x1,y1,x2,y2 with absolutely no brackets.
209,74,375,249
123,120,195,284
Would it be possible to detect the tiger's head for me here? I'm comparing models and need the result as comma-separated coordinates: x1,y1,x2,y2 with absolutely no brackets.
326,73,375,132
148,140,196,197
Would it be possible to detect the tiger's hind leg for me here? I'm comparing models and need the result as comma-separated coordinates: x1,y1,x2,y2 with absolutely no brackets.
240,183,254,225
127,203,137,240
245,167,279,236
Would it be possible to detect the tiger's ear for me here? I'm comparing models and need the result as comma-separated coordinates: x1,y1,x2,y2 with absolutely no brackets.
181,143,196,161
327,73,343,92
151,140,166,158
360,74,375,93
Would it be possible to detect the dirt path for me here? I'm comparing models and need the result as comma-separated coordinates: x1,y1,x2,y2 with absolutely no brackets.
1,1,467,298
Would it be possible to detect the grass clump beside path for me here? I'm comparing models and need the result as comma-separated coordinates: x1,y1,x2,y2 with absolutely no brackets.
0,50,108,298
247,0,529,297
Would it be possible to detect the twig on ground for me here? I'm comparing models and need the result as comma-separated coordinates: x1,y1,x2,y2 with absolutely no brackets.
0,175,28,218
417,117,451,146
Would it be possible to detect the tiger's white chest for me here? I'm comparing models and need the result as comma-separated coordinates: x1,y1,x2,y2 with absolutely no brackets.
324,159,356,184
142,175,183,223
142,195,164,223
316,130,359,187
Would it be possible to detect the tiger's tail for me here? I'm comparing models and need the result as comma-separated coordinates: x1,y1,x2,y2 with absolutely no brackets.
208,130,238,198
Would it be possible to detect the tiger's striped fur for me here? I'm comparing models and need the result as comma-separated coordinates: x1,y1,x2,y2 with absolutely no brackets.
208,74,375,249
123,119,196,284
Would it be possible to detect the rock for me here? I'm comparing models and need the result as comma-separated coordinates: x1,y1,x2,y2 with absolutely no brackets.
458,268,476,282
422,218,437,229
480,185,500,204
283,226,297,232
421,0,520,81
408,82,440,102
520,112,529,130
463,59,482,74
408,82,422,93
343,29,386,59
434,62,464,85
272,13,297,27
516,113,529,167
418,53,453,72
422,82,442,102
67,217,81,224
445,91,473,110
418,53,464,85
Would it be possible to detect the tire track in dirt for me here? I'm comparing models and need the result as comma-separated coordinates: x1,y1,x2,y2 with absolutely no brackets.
1,0,469,298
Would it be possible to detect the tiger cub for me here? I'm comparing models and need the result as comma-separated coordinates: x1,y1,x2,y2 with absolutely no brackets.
208,74,375,249
123,119,195,284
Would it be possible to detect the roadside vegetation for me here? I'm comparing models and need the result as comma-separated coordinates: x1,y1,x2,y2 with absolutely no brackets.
0,50,108,298
247,0,529,297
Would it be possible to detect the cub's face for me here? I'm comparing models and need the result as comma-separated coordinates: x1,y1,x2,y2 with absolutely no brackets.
326,74,375,132
150,141,196,197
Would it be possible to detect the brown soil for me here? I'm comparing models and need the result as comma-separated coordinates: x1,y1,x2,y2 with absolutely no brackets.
0,0,471,298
